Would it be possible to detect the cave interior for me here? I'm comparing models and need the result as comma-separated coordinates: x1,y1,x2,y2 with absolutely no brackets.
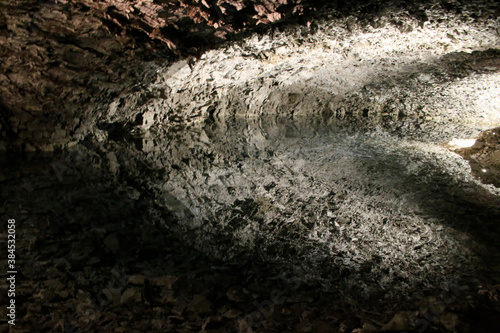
1,0,500,332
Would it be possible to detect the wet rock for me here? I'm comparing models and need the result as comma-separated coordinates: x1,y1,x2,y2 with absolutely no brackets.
104,233,120,253
381,311,415,331
189,294,213,315
455,127,500,187
120,288,142,304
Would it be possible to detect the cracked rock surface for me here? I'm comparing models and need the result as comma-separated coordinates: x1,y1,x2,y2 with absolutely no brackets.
1,0,499,151
1,0,500,332
93,118,500,300
2,116,500,332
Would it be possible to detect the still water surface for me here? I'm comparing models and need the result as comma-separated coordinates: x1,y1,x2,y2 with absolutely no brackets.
2,118,499,302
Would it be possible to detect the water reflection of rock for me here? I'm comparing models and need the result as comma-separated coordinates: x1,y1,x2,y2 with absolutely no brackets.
94,117,500,303
455,127,500,188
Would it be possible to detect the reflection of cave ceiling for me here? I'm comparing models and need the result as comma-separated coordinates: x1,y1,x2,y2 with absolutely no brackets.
103,118,499,299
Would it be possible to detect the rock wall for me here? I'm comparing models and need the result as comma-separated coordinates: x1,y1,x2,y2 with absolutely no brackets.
0,0,159,151
1,0,499,151
0,0,328,151
133,13,499,143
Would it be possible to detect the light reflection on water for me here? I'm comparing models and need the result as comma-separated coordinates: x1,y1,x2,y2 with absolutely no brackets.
107,117,499,300
2,118,499,303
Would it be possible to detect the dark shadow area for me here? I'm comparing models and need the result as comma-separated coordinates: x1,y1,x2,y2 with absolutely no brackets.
0,152,301,331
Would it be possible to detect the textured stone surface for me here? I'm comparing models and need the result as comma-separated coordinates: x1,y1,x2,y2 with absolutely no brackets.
455,127,500,187
2,121,500,331
0,0,343,151
1,0,499,151
131,13,499,142
1,1,500,331
73,117,499,304
0,0,159,151
76,1,500,152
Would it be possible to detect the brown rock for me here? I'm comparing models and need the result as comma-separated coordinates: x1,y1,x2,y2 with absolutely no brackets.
120,287,141,304
437,312,459,332
44,279,65,291
128,274,147,285
361,322,380,333
153,275,177,289
57,290,71,299
40,290,59,303
381,311,414,331
222,308,242,319
188,294,213,315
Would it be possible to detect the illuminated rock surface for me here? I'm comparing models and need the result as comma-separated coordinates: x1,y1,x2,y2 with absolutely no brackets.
1,0,500,332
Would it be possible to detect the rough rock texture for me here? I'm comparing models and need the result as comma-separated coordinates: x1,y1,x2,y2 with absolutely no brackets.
2,1,500,332
0,0,343,151
1,0,499,151
4,116,500,331
126,13,499,142
0,0,159,151
90,118,500,299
